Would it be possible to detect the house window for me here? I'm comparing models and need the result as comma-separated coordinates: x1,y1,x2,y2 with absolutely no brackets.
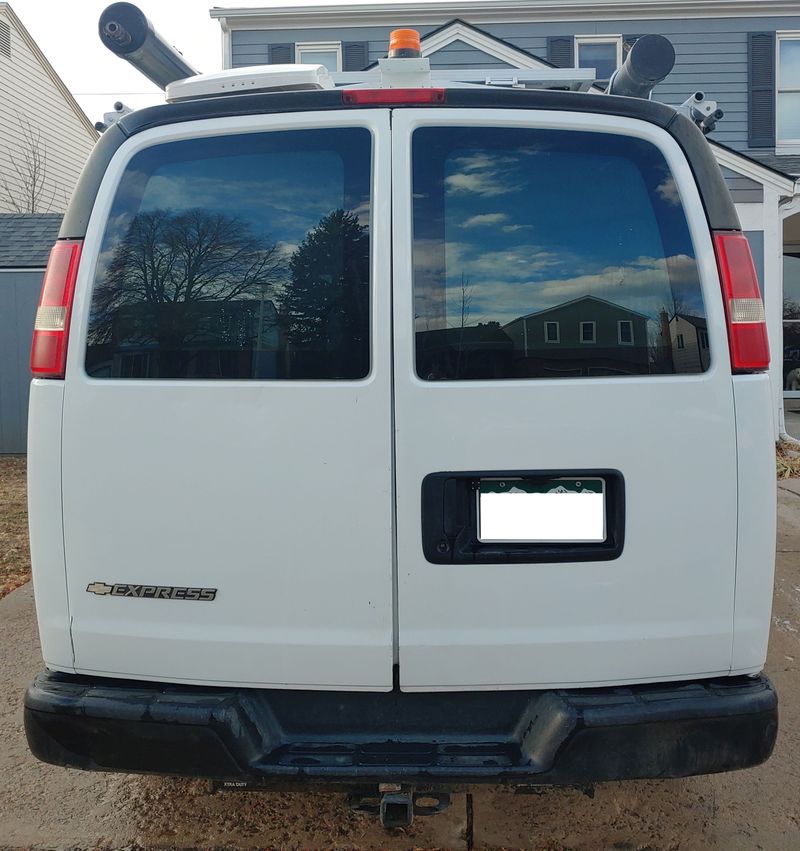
676,333,685,350
296,42,342,73
575,35,622,82
699,329,709,349
580,321,596,344
544,321,560,343
618,320,634,345
778,34,800,146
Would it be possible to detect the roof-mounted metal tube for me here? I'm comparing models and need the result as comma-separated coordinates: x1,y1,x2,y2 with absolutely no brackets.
606,34,675,100
99,2,199,91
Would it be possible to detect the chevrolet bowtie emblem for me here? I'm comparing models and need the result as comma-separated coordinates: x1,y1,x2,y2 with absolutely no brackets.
86,582,113,595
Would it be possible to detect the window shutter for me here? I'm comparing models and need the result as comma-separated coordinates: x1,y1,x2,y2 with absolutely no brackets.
343,41,369,71
268,43,294,64
748,32,776,148
547,36,574,68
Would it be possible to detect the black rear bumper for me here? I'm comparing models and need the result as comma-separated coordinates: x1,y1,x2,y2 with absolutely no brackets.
25,671,777,789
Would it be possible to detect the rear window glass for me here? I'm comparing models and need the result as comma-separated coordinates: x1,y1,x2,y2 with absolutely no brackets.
86,128,371,380
412,126,710,381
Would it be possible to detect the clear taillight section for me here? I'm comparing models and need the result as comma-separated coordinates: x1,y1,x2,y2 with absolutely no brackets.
30,239,83,378
713,231,770,373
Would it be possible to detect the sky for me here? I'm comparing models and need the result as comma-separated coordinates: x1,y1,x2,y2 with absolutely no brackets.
9,0,227,122
8,0,391,124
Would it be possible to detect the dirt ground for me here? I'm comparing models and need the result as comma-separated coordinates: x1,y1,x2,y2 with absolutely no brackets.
0,478,799,849
0,457,29,600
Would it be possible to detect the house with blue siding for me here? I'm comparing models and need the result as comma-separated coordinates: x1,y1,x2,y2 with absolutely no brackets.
210,0,800,436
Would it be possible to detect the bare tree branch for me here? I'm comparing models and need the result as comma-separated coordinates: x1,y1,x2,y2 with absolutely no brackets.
0,114,61,213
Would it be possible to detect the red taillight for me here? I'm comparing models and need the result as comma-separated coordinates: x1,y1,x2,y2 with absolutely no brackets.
342,88,445,106
713,231,769,373
30,239,83,379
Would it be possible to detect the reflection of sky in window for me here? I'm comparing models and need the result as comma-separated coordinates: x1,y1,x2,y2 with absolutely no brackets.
140,151,345,250
95,128,372,286
412,127,704,333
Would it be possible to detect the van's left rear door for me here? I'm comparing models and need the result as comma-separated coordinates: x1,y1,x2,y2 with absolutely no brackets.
61,111,395,689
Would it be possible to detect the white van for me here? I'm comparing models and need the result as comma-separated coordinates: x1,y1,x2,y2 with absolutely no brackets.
24,10,777,827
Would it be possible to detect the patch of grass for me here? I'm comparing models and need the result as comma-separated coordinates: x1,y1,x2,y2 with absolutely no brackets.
0,456,30,599
777,441,800,479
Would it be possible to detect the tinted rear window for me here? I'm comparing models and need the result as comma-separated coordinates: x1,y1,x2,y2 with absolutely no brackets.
412,127,710,381
86,128,371,380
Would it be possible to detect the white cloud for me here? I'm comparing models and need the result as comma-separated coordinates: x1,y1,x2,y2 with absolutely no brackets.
461,213,509,228
656,177,681,206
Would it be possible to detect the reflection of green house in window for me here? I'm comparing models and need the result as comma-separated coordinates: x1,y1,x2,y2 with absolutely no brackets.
669,313,710,373
503,295,650,377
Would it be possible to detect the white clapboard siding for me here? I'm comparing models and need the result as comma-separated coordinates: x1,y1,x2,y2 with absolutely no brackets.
0,5,97,214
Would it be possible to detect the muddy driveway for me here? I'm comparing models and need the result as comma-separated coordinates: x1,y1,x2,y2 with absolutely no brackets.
1,485,799,850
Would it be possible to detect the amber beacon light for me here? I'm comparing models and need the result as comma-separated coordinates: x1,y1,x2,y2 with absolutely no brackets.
388,29,422,58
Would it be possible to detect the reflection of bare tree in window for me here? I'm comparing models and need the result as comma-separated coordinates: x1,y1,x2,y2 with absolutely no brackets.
282,209,369,375
454,273,473,378
785,298,800,320
90,208,284,372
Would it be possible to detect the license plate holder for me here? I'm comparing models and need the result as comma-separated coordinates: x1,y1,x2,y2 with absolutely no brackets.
477,477,606,544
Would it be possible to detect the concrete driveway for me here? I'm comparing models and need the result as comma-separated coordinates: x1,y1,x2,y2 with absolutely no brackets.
1,486,799,850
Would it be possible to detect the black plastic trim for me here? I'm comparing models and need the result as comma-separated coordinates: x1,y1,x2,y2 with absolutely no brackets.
58,87,739,241
25,671,777,788
421,469,625,564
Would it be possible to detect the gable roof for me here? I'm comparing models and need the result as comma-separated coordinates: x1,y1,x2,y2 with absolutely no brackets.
418,18,553,70
513,295,651,322
0,214,62,267
672,313,708,329
0,3,97,141
363,17,553,71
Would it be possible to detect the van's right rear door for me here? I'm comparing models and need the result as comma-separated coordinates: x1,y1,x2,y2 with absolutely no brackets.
391,109,739,691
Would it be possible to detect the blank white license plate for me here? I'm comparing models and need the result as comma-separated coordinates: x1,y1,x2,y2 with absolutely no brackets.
477,478,606,544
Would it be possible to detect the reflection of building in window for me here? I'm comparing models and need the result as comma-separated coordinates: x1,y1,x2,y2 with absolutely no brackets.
669,314,711,372
544,321,560,343
501,295,650,378
100,298,282,379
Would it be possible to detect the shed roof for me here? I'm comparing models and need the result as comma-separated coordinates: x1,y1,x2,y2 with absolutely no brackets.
0,214,62,268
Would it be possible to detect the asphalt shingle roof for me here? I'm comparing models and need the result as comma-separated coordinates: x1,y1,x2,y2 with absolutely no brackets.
745,152,800,178
0,214,63,268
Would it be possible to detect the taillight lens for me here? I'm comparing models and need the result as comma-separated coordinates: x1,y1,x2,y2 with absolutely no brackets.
342,88,445,105
713,231,769,373
30,239,83,379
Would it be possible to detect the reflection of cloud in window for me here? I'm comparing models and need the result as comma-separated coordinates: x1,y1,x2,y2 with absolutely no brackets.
461,213,509,228
415,253,702,328
656,176,680,206
445,152,523,197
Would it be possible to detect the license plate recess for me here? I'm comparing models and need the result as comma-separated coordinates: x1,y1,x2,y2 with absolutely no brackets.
478,477,606,544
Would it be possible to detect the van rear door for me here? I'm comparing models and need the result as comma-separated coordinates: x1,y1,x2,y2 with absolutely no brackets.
61,111,395,689
391,109,738,690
